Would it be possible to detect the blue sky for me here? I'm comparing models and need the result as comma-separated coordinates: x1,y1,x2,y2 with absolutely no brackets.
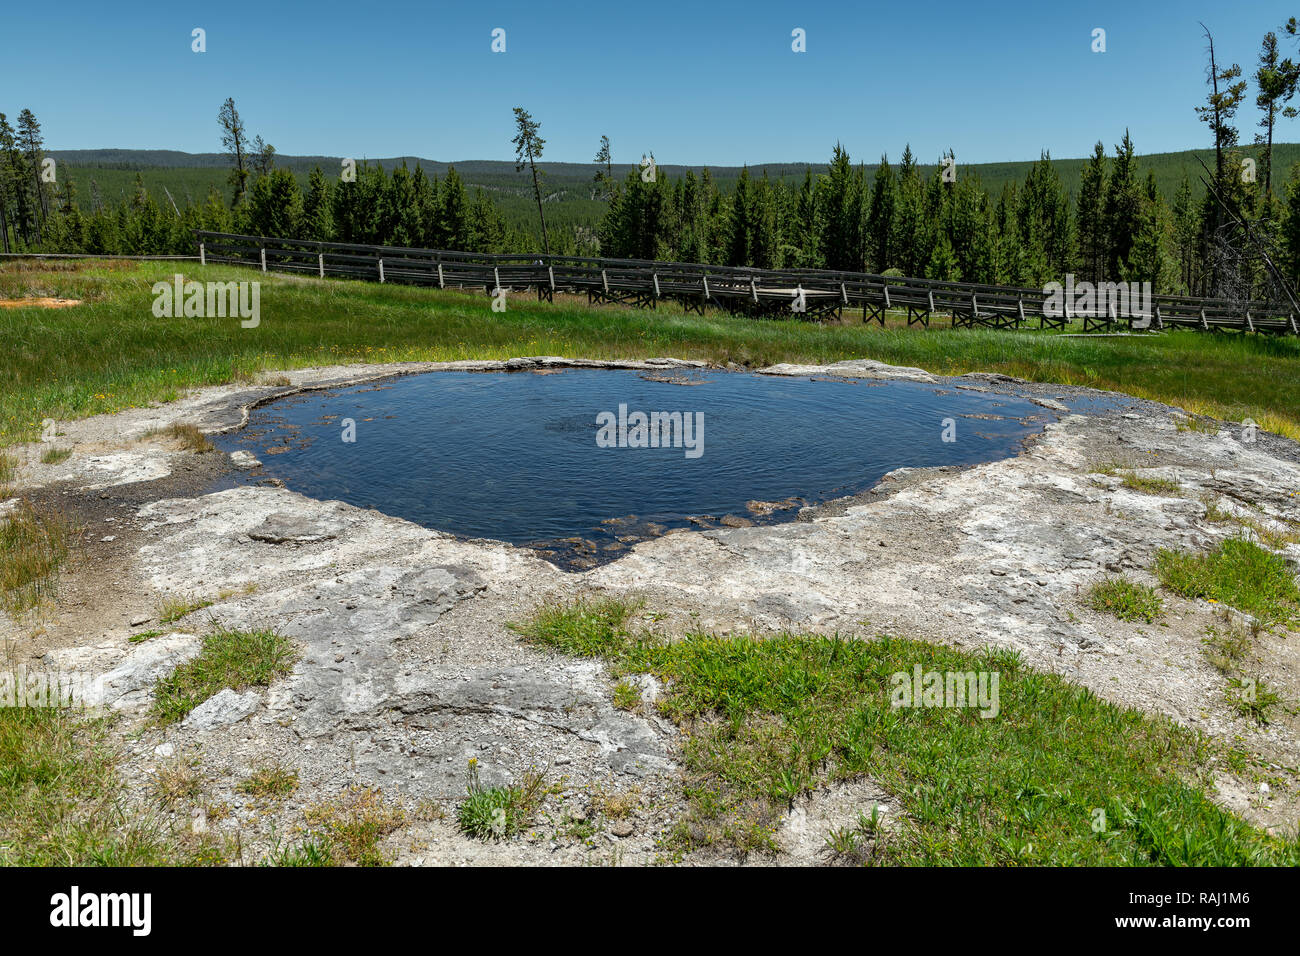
5,0,1299,166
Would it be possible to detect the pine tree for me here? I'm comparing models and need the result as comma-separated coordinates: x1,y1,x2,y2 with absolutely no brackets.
1019,151,1071,280
994,183,1023,285
891,145,925,276
218,98,250,206
1103,131,1143,278
511,107,549,255
1197,24,1248,291
1125,172,1168,288
749,171,780,268
438,166,470,249
791,168,817,267
247,168,302,239
926,232,959,281
382,163,420,246
1281,162,1300,286
1170,175,1200,293
1075,143,1107,282
593,135,613,201
1255,31,1296,199
16,109,48,239
1,112,36,246
816,144,862,271
725,167,752,266
467,187,507,253
302,166,334,241
865,156,896,272
0,113,15,252
250,135,276,178
946,172,993,282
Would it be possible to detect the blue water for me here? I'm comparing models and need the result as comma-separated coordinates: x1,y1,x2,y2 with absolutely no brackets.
214,369,1088,567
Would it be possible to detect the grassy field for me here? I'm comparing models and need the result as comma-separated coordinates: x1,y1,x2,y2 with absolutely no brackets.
3,258,1300,446
513,599,1298,865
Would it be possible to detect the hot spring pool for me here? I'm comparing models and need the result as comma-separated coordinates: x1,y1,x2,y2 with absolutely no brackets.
213,368,1103,567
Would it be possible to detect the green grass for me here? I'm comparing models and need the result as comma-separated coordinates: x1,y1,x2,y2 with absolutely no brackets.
612,680,641,710
456,759,546,841
150,629,297,725
512,599,1299,865
38,447,71,465
825,806,888,865
295,786,406,866
1119,473,1183,496
0,706,223,865
1199,494,1234,523
0,499,73,616
1085,576,1164,623
264,833,335,867
146,423,213,453
1175,415,1222,435
1096,464,1183,496
1155,539,1300,626
156,594,214,625
1235,515,1300,551
1225,677,1284,726
238,764,300,800
1201,622,1254,675
3,260,1300,447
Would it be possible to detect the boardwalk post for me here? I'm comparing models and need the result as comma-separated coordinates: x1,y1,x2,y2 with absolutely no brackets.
191,231,1297,338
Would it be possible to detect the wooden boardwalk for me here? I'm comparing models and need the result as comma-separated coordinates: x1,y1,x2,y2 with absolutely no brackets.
195,231,1300,336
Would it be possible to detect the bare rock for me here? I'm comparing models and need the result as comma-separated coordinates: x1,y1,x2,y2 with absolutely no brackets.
182,688,262,730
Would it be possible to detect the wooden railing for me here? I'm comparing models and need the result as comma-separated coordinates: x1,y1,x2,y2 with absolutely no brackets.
195,231,1300,336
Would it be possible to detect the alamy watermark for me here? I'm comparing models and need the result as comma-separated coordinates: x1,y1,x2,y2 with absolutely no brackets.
1043,274,1152,329
596,404,704,459
1,667,104,710
152,274,260,328
50,886,151,936
890,664,1000,718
